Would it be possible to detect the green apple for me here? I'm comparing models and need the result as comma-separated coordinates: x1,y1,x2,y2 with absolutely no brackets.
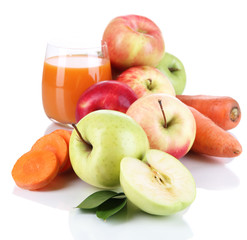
120,149,196,215
69,110,149,189
156,52,186,95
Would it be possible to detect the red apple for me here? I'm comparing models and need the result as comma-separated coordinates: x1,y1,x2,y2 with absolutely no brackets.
102,15,165,69
116,66,175,98
126,94,196,159
75,80,138,122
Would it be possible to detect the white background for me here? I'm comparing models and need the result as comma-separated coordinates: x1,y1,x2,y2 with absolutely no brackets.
1,0,247,239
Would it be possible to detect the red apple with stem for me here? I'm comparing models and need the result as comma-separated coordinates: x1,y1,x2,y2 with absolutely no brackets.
75,80,138,122
116,66,175,98
103,15,165,70
126,93,196,159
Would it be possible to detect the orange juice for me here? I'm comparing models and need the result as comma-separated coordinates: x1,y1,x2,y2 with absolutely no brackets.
42,55,112,124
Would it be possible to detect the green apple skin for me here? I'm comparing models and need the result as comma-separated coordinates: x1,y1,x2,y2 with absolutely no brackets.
120,149,196,215
156,52,186,95
69,110,149,189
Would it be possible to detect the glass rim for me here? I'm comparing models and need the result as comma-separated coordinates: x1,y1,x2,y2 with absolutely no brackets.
46,40,108,51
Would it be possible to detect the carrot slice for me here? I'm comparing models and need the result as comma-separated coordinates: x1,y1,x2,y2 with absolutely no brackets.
11,150,59,190
177,95,241,130
189,107,242,158
31,133,68,170
52,129,72,173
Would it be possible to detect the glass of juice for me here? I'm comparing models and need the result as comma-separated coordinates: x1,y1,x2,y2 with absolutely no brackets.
42,40,112,126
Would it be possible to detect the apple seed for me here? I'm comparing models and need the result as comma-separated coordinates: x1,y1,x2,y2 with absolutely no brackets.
147,163,171,188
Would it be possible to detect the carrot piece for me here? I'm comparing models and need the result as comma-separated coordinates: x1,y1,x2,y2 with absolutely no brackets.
189,107,242,158
52,129,72,173
176,95,241,130
31,133,68,170
11,150,59,190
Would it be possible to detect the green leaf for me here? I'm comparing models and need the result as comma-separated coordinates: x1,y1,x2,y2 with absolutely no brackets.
76,190,124,209
96,197,127,220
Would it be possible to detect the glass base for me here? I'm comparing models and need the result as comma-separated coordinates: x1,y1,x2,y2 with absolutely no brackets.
48,117,74,129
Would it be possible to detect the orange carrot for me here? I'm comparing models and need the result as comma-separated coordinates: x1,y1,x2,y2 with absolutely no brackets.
11,150,59,190
31,133,68,170
189,107,242,158
177,95,241,130
52,129,72,173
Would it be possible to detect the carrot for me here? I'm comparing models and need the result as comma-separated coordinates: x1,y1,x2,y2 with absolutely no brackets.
52,129,72,173
11,150,59,190
31,133,68,170
189,107,242,158
176,95,241,130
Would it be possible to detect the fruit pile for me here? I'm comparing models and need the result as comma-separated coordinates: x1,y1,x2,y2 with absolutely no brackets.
12,15,242,219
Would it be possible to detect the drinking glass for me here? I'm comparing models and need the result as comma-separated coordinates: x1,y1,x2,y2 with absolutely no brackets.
42,40,112,126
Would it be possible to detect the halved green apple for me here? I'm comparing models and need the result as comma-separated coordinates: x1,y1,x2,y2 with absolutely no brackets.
120,149,196,215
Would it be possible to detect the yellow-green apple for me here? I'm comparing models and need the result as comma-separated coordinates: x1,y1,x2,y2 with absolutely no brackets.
120,149,196,215
102,15,165,70
116,66,175,98
69,110,149,188
126,94,196,159
75,80,137,122
156,52,186,95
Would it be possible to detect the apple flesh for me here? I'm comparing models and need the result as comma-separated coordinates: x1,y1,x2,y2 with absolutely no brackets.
126,93,196,159
117,66,175,98
102,14,165,69
75,80,138,122
120,149,196,215
69,110,149,188
156,52,186,95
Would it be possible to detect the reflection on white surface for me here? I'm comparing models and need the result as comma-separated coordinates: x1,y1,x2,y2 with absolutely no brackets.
13,173,194,239
12,171,84,211
45,122,73,135
181,153,240,190
69,203,194,240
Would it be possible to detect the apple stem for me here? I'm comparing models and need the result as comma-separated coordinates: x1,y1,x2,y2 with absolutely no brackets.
71,123,86,143
168,67,179,73
146,78,152,90
158,99,167,128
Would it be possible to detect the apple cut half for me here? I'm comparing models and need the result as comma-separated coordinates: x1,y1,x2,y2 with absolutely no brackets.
120,149,196,215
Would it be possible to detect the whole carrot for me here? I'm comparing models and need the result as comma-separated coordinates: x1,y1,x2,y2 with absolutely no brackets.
189,107,242,158
177,95,241,130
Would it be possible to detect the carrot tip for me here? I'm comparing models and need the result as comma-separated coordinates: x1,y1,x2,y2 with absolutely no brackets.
230,107,240,122
234,150,241,155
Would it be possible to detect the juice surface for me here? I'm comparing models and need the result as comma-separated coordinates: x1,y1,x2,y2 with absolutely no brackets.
42,55,112,124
